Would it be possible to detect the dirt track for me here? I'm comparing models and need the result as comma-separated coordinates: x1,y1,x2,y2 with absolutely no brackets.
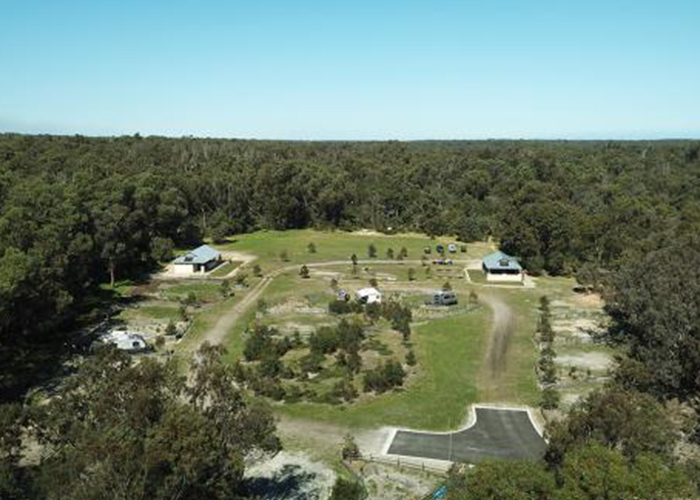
477,294,517,404
483,295,514,376
190,259,471,352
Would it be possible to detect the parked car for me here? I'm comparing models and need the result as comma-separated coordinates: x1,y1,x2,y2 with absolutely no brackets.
427,290,458,306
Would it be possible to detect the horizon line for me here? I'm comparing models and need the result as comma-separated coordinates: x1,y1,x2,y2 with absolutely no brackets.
1,130,699,143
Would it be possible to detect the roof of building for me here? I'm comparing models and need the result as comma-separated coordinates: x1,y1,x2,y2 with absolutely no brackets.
356,287,381,297
174,244,221,265
482,250,522,271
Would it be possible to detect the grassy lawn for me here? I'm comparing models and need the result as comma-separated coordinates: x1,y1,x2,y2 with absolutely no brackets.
166,230,580,426
120,302,181,321
214,229,494,272
210,261,240,277
276,306,489,430
476,287,541,406
162,281,222,303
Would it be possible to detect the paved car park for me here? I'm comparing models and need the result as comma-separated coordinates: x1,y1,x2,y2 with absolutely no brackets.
387,407,547,463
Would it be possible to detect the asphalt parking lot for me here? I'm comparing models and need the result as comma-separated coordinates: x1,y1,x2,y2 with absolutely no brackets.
387,407,547,463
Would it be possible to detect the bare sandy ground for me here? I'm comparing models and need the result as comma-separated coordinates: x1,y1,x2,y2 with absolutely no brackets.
245,451,336,500
556,352,613,371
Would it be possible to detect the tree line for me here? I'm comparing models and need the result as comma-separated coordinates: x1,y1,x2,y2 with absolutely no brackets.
1,134,699,396
1,133,700,497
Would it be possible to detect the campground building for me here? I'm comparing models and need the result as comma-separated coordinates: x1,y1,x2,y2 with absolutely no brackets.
173,244,223,275
482,250,523,283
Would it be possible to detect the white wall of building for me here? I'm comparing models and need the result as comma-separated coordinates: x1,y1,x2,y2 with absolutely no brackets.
486,272,523,283
173,264,196,275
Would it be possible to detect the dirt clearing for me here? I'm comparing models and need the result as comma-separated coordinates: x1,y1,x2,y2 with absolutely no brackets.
245,451,336,500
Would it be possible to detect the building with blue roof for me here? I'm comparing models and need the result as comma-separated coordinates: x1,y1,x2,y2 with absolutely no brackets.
173,244,223,275
482,250,523,282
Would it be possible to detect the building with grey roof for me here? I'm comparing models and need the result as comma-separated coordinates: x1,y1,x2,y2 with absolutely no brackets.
482,250,523,282
173,244,223,275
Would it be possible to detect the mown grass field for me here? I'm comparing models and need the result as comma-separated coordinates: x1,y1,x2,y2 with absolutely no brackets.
163,230,607,430
214,229,494,271
210,260,240,277
277,307,490,430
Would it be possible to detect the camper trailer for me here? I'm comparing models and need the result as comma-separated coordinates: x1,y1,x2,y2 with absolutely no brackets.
356,287,382,304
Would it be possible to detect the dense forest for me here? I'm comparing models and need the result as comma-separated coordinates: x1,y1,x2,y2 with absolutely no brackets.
1,134,699,395
1,134,700,498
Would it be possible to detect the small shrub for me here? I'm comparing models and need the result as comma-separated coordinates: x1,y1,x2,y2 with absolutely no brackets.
408,268,416,281
332,378,358,402
183,291,198,307
259,353,283,379
178,304,189,321
165,320,177,337
442,281,452,291
285,385,304,403
252,264,262,277
341,434,361,460
279,250,289,262
155,335,165,349
363,360,406,393
368,243,377,258
365,302,381,321
346,349,362,374
308,242,316,253
300,265,310,279
329,299,362,315
234,272,248,287
540,387,560,410
220,279,231,298
406,349,417,366
300,352,325,374
369,277,378,288
256,377,286,401
386,248,395,259
309,326,340,354
539,359,558,385
330,479,364,500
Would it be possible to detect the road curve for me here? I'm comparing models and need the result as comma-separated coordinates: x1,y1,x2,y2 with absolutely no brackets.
190,259,471,352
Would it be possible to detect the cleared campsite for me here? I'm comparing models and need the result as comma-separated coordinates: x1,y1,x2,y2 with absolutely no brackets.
94,227,615,483
105,231,604,430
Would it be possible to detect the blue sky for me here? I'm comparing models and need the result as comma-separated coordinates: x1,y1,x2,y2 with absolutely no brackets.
1,0,699,139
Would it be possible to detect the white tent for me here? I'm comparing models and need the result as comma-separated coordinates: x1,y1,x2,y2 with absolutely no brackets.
356,287,382,304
